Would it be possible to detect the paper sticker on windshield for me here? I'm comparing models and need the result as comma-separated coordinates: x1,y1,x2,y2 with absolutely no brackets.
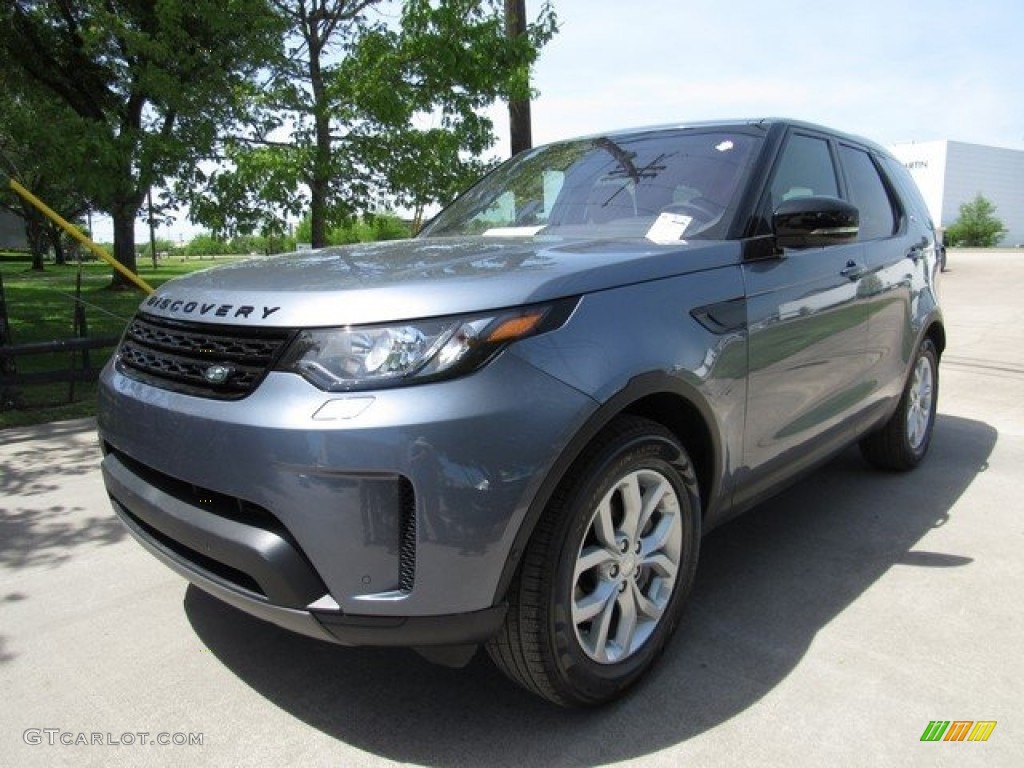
646,213,691,244
482,226,545,237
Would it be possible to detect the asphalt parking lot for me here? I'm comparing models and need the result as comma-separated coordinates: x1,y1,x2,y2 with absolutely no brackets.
2,249,1022,767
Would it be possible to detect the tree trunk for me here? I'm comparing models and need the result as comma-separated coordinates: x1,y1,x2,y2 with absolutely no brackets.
25,214,47,271
48,225,67,266
309,40,331,249
109,206,139,289
310,120,330,248
505,0,532,157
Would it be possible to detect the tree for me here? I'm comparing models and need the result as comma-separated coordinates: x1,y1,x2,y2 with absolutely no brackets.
0,0,283,286
191,0,557,246
505,0,532,156
0,68,91,270
945,193,1006,247
294,210,410,244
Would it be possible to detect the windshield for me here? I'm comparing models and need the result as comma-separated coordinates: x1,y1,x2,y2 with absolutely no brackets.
421,129,761,242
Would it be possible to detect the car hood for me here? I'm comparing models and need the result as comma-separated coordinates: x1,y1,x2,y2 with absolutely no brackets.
139,236,741,327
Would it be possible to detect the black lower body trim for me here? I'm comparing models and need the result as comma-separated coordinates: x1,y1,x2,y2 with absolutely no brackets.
103,452,327,608
314,604,507,647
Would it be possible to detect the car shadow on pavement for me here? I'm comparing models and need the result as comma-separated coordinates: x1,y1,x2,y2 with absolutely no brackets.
185,413,996,766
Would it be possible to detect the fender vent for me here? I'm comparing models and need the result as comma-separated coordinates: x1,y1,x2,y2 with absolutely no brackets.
398,478,416,593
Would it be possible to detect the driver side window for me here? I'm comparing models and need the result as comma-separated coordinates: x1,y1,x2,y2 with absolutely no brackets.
769,134,840,210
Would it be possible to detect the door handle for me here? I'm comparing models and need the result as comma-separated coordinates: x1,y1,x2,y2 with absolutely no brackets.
840,261,865,280
907,237,929,262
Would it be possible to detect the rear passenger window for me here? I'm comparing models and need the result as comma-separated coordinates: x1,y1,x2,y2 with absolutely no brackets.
839,145,898,240
769,134,839,210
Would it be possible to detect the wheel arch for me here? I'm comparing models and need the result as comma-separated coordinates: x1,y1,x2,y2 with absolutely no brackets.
619,393,716,514
925,318,946,359
492,372,724,605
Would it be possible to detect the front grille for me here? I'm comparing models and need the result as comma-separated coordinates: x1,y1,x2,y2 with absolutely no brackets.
116,314,293,399
111,445,293,540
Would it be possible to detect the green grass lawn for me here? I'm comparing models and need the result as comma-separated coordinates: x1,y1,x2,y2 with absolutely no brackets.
1,253,249,430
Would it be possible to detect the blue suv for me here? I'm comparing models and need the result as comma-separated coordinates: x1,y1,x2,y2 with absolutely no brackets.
98,118,944,706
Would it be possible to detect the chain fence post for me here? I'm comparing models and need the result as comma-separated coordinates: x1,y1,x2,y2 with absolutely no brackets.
1,270,21,409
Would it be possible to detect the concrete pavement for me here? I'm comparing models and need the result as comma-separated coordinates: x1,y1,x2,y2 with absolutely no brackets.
1,249,1022,767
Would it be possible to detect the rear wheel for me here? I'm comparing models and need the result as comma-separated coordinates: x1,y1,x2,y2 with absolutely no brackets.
860,338,939,470
487,416,700,706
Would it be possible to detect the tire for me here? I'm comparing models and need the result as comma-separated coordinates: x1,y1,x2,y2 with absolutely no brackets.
859,338,939,470
487,416,701,707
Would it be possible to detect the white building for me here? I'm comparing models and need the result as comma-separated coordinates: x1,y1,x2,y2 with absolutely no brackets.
888,140,1024,247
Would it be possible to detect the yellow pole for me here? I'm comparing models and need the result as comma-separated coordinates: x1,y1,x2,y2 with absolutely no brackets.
8,178,154,295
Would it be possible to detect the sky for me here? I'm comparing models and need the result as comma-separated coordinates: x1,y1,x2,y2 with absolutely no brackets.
507,0,1024,151
97,0,1024,242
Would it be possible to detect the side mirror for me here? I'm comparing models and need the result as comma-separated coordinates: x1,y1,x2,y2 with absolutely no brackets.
773,196,859,249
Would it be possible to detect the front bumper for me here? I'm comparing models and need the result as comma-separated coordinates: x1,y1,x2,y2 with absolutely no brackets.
106,453,506,646
98,350,595,646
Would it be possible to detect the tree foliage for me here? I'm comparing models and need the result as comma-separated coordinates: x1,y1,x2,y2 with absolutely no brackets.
0,67,91,269
293,211,411,244
0,0,284,284
189,0,558,246
945,193,1006,247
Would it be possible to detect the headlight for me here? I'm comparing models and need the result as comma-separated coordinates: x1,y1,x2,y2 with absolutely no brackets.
278,300,576,391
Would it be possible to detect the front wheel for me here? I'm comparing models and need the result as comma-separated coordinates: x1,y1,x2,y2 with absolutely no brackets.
859,338,939,470
487,416,700,706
